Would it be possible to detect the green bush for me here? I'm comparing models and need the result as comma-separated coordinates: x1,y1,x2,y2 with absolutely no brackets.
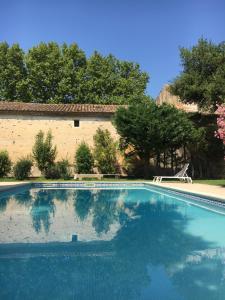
44,164,61,179
93,128,117,174
44,160,71,179
57,159,71,180
32,130,57,174
0,150,12,177
75,142,94,174
14,157,33,180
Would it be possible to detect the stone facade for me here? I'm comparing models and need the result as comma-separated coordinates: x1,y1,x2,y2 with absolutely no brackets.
156,84,198,112
0,109,118,176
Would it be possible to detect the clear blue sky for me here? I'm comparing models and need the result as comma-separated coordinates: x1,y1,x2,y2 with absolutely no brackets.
1,0,225,98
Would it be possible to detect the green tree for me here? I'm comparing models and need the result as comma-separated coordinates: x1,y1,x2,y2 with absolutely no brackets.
75,142,94,174
0,42,149,104
113,102,200,177
155,104,203,170
32,130,57,174
114,102,160,177
25,42,63,103
170,38,225,111
0,42,28,100
55,43,86,103
83,51,149,104
93,128,117,173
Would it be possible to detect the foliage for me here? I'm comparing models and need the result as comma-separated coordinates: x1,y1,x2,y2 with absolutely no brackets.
14,157,33,180
187,113,224,178
93,128,117,174
32,130,57,174
170,38,225,111
215,104,225,145
0,42,28,100
113,102,201,177
44,164,61,179
56,159,71,179
0,42,149,104
82,51,149,104
0,150,12,177
44,159,71,179
75,142,94,174
114,102,159,172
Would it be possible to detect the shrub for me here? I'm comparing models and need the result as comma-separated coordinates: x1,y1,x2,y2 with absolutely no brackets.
32,130,57,174
44,164,61,179
0,150,12,177
93,128,117,173
75,142,94,174
57,159,71,180
14,157,33,180
44,160,71,179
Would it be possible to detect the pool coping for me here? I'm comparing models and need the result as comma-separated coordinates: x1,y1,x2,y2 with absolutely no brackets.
0,182,31,193
31,181,225,202
146,182,225,203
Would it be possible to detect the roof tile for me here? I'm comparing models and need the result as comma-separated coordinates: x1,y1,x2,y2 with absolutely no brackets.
0,102,120,114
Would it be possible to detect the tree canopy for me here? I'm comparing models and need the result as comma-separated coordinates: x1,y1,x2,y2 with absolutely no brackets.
0,42,149,104
113,102,202,177
170,38,225,111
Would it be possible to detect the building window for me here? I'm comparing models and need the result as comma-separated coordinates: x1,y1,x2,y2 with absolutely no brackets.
74,120,80,127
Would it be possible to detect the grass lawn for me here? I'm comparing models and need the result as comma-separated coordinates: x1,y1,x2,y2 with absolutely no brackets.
0,177,144,182
193,179,225,187
0,177,225,186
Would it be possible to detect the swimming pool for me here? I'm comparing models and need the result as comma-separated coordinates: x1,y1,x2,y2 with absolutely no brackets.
0,183,225,299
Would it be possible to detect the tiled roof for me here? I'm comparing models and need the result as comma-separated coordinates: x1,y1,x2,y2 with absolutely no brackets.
0,102,120,114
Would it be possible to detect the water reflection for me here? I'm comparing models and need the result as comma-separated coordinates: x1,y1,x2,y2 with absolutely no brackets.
74,190,94,221
0,187,225,299
31,190,56,233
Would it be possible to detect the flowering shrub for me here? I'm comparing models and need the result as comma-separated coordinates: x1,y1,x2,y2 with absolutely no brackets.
215,104,225,145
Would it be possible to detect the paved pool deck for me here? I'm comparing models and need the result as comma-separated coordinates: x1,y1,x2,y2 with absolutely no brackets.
151,182,225,201
0,182,30,192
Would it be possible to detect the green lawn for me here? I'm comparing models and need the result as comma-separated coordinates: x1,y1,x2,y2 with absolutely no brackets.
0,177,143,182
193,179,225,187
0,177,225,186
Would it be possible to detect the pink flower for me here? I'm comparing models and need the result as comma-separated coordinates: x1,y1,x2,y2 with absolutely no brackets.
215,104,225,146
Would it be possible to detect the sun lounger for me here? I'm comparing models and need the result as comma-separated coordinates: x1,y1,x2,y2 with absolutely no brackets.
153,163,192,183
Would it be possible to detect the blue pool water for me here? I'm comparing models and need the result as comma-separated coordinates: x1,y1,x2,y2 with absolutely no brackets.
0,183,225,300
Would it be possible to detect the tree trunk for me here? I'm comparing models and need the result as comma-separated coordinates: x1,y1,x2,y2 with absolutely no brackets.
143,154,150,179
175,152,178,172
156,152,160,168
171,149,174,174
163,151,166,168
183,145,186,162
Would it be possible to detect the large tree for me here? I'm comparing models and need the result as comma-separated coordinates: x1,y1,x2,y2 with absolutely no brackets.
55,43,86,103
0,42,27,100
83,51,149,104
0,42,149,104
114,101,160,175
113,102,201,177
170,38,225,111
25,42,64,103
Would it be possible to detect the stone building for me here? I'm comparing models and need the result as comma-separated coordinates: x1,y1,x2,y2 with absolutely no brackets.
0,87,199,177
156,84,198,113
0,102,119,176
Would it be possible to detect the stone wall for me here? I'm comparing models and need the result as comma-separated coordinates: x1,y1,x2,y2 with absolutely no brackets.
0,114,118,176
156,84,198,113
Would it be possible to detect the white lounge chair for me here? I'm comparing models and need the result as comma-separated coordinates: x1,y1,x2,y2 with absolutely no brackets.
153,163,192,183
